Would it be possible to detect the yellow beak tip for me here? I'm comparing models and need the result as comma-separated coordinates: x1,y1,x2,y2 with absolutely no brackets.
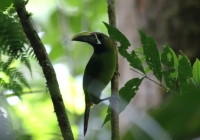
71,32,91,41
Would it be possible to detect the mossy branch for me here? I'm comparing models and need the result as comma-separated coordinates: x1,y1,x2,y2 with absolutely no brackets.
13,1,74,140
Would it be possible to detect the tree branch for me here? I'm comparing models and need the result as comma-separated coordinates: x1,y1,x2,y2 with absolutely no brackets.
107,0,120,140
13,1,74,140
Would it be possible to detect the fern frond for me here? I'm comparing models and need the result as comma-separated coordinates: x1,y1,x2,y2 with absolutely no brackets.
4,67,31,90
26,47,36,60
20,53,32,76
0,8,34,75
0,7,33,97
1,80,23,98
12,70,31,90
2,57,15,71
1,60,31,94
0,78,6,87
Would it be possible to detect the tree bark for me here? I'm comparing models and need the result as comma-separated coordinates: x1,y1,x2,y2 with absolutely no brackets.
107,0,120,140
13,1,74,140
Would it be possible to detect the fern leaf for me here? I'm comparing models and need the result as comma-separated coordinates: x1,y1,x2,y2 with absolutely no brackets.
20,53,32,76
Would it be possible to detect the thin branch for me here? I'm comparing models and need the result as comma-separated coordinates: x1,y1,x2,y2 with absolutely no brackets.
13,1,74,140
130,68,176,94
4,90,45,98
107,0,120,140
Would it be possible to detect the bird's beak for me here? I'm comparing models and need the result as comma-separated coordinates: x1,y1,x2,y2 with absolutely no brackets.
71,32,92,43
71,32,91,42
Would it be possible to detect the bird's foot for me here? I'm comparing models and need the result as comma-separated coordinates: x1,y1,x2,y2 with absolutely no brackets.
100,94,120,102
110,94,121,102
115,71,120,76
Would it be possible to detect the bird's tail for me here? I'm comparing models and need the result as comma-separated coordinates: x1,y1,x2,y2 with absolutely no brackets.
84,102,93,136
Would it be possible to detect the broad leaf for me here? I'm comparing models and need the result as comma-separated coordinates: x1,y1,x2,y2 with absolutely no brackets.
161,45,178,90
103,22,145,74
119,78,143,113
162,71,176,91
102,107,111,126
138,30,162,81
161,44,178,71
192,59,200,85
102,78,143,126
161,45,174,67
0,0,12,11
129,50,145,74
103,22,130,48
178,52,199,94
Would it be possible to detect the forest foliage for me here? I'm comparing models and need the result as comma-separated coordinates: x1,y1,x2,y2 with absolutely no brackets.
1,1,200,140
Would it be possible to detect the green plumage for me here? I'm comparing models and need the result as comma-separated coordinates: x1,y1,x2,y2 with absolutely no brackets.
71,32,116,136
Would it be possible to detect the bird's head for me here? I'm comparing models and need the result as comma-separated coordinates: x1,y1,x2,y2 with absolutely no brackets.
71,32,115,53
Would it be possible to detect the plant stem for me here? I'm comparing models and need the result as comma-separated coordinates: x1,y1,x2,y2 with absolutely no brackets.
5,90,46,97
130,68,176,94
13,1,74,140
107,0,120,140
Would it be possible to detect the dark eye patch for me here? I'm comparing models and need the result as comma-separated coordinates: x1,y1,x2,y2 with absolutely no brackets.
98,34,103,39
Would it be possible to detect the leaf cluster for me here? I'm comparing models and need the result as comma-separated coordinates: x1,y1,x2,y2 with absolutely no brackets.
103,22,200,125
0,7,34,96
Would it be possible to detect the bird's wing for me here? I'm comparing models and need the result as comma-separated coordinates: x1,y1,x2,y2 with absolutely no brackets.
83,54,102,92
83,55,102,135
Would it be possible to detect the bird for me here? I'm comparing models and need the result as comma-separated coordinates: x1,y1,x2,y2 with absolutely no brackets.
71,32,116,136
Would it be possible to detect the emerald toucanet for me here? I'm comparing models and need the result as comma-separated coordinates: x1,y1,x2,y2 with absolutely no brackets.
71,32,116,135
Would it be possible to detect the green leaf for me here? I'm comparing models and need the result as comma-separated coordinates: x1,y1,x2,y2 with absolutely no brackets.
170,47,178,69
161,44,178,72
0,10,33,75
178,51,199,94
102,107,111,126
119,78,143,113
161,45,174,67
0,0,12,11
135,47,143,55
0,61,31,97
178,52,192,78
162,71,176,91
21,53,32,76
139,56,146,62
6,67,31,90
103,22,131,48
138,30,162,81
192,59,200,85
161,45,178,91
103,22,145,73
144,66,150,74
129,50,145,74
103,78,143,126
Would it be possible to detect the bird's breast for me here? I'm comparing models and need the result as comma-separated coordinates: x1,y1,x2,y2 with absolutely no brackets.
83,51,116,104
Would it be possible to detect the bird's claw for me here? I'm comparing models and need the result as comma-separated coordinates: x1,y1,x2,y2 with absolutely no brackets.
115,71,120,76
109,94,120,102
100,94,120,103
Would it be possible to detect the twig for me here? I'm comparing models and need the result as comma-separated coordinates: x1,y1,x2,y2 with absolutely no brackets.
130,68,176,94
13,1,74,140
107,0,120,140
4,90,45,98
